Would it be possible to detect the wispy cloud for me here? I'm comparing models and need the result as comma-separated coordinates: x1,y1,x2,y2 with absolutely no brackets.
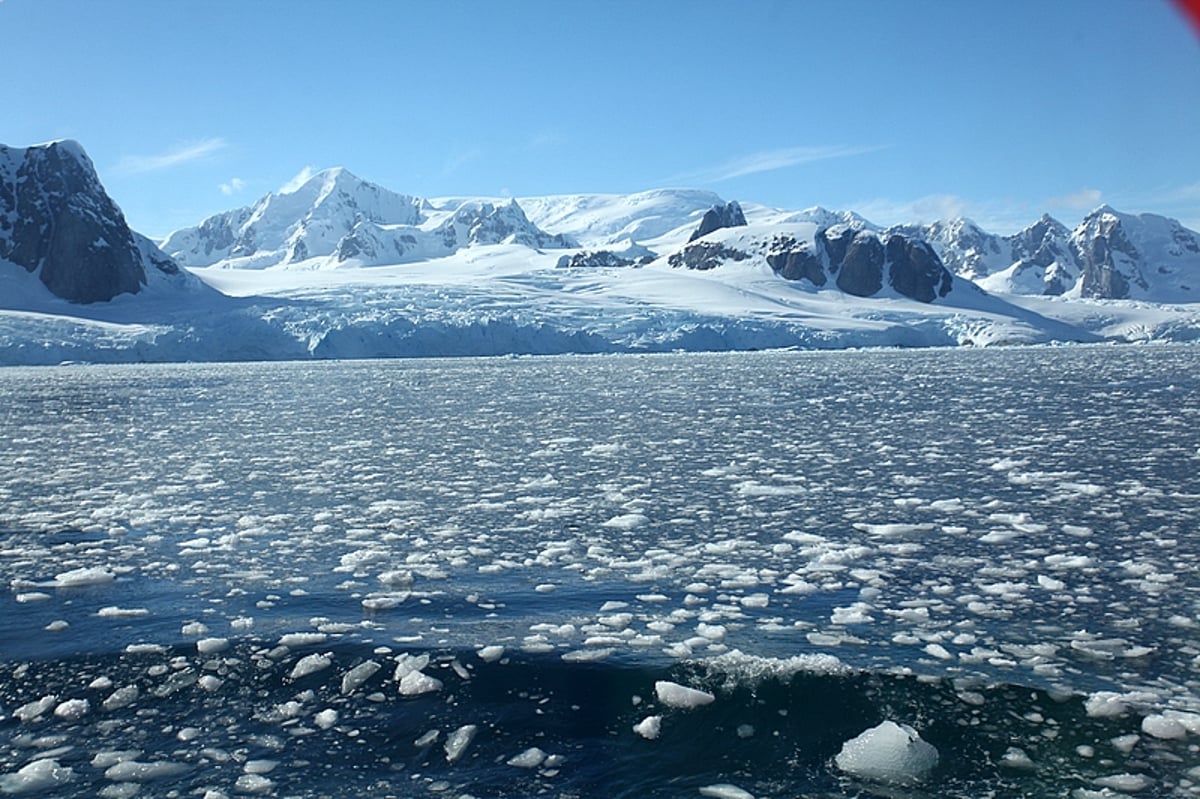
440,148,483,178
114,137,227,175
850,194,1037,234
1045,187,1104,210
219,177,246,196
279,166,318,193
676,144,885,184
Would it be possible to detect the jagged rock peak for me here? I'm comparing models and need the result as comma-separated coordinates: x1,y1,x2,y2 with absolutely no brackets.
688,200,747,242
0,139,188,303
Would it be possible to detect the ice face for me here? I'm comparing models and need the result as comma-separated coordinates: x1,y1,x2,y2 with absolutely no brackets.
834,720,939,786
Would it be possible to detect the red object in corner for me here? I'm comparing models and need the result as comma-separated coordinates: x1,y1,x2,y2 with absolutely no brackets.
1176,0,1200,36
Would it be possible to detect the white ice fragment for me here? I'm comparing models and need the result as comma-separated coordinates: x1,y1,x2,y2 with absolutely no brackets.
233,773,274,794
0,758,74,793
243,760,278,775
341,660,382,694
398,670,443,696
633,715,662,739
477,645,505,663
196,638,229,655
1085,692,1131,718
103,760,190,781
377,569,414,587
13,695,57,722
278,633,326,647
1000,747,1035,770
96,606,149,618
506,747,547,769
1111,734,1140,754
102,685,139,711
654,681,715,709
44,620,69,632
53,698,89,720
414,729,440,747
834,720,939,786
53,567,115,587
602,513,647,530
1141,714,1187,740
313,708,338,729
15,592,51,603
699,785,754,799
922,643,953,661
198,675,223,692
181,622,210,636
444,724,478,764
1093,773,1155,792
289,653,332,681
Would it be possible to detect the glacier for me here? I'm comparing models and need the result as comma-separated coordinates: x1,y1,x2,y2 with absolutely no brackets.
3,141,1200,365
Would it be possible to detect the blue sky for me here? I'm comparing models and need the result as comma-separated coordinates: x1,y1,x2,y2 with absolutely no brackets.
4,0,1199,236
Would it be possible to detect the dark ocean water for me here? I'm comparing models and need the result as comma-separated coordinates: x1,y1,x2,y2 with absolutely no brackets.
1,346,1198,797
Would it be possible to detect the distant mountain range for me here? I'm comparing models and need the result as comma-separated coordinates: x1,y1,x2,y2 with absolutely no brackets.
158,162,1200,305
2,139,1199,364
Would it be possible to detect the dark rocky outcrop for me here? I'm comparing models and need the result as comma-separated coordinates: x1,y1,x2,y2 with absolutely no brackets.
764,235,826,286
668,223,956,303
556,249,653,269
0,140,180,303
687,201,747,242
885,235,953,302
836,233,885,297
667,241,750,271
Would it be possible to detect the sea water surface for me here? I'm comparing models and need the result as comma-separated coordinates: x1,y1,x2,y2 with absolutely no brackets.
1,346,1198,798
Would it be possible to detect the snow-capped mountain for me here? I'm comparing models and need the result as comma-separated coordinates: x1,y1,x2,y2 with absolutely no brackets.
162,169,575,270
0,140,201,304
903,208,1200,301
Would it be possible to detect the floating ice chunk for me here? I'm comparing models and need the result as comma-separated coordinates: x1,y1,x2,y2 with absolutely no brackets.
198,675,223,692
313,709,338,729
398,670,443,696
414,729,440,747
0,758,74,793
233,774,274,794
506,747,547,769
1000,747,1035,770
633,715,662,739
289,653,332,681
923,643,953,661
279,633,327,647
15,592,51,603
1085,692,1131,718
834,720,939,786
477,645,505,663
699,784,755,799
97,606,149,618
1141,714,1187,740
444,724,478,764
13,695,57,722
53,698,89,720
196,638,229,655
124,643,166,655
1093,773,1154,792
103,760,189,781
655,681,715,709
53,567,115,587
603,513,647,530
243,760,278,775
103,685,139,711
378,569,414,587
341,660,382,694
181,622,210,636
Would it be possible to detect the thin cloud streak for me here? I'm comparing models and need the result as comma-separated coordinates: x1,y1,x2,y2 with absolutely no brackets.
280,166,318,193
114,138,227,174
676,144,886,184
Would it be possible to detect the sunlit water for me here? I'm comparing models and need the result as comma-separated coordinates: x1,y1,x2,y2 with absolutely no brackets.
1,346,1199,798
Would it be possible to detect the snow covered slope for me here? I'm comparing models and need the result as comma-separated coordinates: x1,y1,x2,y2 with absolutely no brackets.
0,140,205,304
162,169,575,270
